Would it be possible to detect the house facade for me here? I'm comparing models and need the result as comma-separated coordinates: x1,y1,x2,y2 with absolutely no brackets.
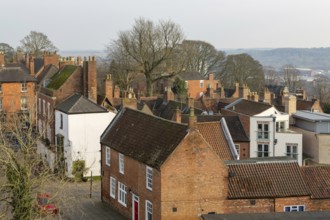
222,99,303,165
54,93,115,177
100,107,234,220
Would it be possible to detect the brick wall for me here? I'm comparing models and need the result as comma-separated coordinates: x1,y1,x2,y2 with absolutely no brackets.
225,198,274,213
187,79,217,100
160,130,228,220
235,141,250,159
101,145,161,220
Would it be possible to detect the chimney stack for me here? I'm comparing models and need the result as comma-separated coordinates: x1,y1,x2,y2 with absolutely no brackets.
43,51,59,68
263,87,271,104
29,55,35,76
239,83,250,99
114,85,120,99
188,107,197,129
104,74,113,100
16,50,24,63
284,95,297,125
232,82,239,98
25,53,30,69
172,107,182,123
0,51,4,67
83,56,97,102
164,86,174,102
187,97,194,108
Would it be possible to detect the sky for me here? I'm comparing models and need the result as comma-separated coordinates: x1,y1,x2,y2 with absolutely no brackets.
2,0,330,51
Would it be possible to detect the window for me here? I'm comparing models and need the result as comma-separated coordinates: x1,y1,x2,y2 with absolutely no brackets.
286,144,298,160
20,97,28,110
118,182,127,206
38,98,41,113
110,177,116,199
106,147,111,166
47,103,50,118
200,80,204,88
146,200,152,220
276,121,285,132
60,114,63,129
257,123,269,140
43,100,45,115
284,205,305,212
21,83,27,92
119,153,124,174
257,143,269,157
235,144,240,155
146,166,153,191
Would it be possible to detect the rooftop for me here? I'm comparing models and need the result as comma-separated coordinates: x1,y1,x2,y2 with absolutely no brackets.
0,66,36,82
293,110,330,122
47,65,77,90
224,99,273,116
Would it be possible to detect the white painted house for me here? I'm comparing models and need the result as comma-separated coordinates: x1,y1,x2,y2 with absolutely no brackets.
224,98,303,165
55,93,116,177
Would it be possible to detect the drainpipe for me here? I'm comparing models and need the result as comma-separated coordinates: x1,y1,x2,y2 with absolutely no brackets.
100,145,103,202
272,116,276,157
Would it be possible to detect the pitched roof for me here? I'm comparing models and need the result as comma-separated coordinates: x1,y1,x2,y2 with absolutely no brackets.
0,67,36,82
226,159,310,199
34,58,44,75
225,99,273,116
56,93,108,114
297,100,317,111
301,166,330,199
177,71,205,80
37,64,59,84
217,98,240,111
156,100,203,120
196,122,233,160
181,115,249,142
46,65,78,90
101,108,188,169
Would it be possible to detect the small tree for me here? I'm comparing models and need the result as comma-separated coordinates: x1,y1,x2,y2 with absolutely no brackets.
20,31,58,58
0,43,14,62
172,77,187,101
72,160,87,182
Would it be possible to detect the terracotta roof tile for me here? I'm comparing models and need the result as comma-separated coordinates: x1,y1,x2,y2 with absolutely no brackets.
101,108,188,169
226,160,310,199
197,122,233,160
301,166,330,199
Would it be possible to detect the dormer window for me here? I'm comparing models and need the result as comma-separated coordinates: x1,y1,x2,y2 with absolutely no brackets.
21,83,27,92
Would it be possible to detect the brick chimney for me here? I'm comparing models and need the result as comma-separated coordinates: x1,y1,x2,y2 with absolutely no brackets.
16,50,24,63
172,107,182,123
220,85,225,99
232,82,239,98
281,87,289,105
0,51,4,67
188,107,197,129
43,51,59,68
284,95,297,125
114,85,120,98
164,86,174,102
239,84,250,99
77,56,82,66
263,87,271,104
104,74,113,100
29,55,35,76
25,53,30,69
187,97,194,108
83,56,97,102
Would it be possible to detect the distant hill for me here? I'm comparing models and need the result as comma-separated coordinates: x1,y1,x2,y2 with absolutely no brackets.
224,48,330,70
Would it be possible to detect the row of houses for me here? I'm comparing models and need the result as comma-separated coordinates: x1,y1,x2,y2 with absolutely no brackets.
1,50,330,219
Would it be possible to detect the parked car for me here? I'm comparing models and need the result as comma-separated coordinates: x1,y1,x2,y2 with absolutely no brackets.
35,193,59,215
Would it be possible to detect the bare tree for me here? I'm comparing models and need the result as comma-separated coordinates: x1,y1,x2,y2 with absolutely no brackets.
109,18,184,96
219,53,265,92
177,40,225,76
282,64,300,92
0,43,14,62
264,66,278,85
20,31,58,58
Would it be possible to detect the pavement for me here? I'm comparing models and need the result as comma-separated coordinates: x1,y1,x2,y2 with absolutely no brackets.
59,180,128,220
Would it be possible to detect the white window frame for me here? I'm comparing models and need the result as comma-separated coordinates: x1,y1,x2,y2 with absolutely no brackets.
235,144,240,156
119,153,124,174
286,144,298,160
118,182,127,207
145,200,152,220
20,96,28,110
106,147,111,166
257,122,269,140
284,205,305,212
200,80,204,88
21,82,27,92
110,176,116,199
257,143,269,158
42,100,46,115
146,166,153,191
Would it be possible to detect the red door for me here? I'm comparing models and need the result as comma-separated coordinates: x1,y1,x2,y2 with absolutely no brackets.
132,195,139,220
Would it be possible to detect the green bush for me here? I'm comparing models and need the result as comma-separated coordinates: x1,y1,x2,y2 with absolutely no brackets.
72,160,87,182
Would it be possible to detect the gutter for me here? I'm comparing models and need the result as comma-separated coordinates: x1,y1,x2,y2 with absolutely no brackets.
220,118,239,160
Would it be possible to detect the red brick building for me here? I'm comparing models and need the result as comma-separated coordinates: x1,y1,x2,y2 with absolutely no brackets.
100,107,235,220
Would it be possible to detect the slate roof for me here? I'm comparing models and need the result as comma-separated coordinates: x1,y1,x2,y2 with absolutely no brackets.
177,71,205,80
302,166,330,199
217,98,239,111
197,122,233,160
47,65,78,90
34,58,44,75
156,100,203,120
225,99,273,116
100,108,188,170
37,64,59,84
226,159,310,199
56,93,108,114
297,100,317,111
0,67,36,82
